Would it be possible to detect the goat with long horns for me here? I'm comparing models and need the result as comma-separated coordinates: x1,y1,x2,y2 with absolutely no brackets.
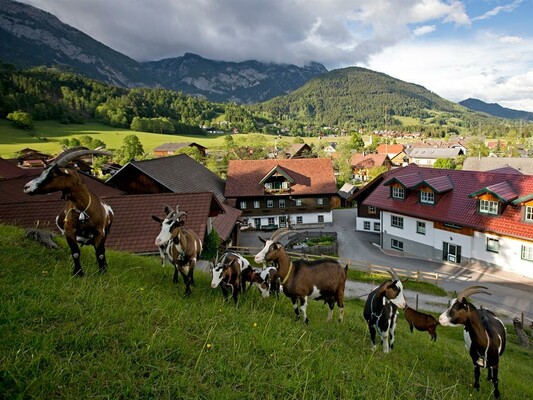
24,147,114,276
439,285,507,399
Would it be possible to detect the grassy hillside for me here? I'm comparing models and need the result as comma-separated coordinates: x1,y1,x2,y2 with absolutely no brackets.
1,224,531,399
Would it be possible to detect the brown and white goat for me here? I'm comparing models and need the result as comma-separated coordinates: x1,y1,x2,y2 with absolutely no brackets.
254,228,347,324
363,270,407,353
252,266,281,299
23,147,113,276
152,205,202,296
439,286,506,399
403,305,439,341
210,251,247,303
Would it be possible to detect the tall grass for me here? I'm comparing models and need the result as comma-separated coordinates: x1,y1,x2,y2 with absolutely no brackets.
1,224,531,399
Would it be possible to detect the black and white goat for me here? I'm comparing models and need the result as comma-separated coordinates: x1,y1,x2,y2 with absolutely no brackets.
439,286,506,399
363,270,407,353
254,228,347,324
23,147,113,276
152,205,202,296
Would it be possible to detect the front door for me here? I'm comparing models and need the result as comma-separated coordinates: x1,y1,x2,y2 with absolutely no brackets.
443,242,461,263
279,216,287,228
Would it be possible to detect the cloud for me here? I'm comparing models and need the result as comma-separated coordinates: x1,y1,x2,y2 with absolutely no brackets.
413,25,436,36
472,0,523,22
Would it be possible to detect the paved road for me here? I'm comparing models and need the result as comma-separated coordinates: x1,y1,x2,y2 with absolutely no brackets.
238,208,533,324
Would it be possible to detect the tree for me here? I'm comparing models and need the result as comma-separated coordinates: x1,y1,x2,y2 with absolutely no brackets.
7,111,34,129
433,158,456,169
349,132,365,151
467,137,490,157
223,135,235,150
115,134,144,165
201,229,221,261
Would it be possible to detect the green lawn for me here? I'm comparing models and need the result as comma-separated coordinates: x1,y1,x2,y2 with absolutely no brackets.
1,224,532,399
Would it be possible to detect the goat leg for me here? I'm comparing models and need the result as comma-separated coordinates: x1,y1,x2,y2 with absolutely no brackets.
94,239,108,274
66,236,83,277
291,297,300,321
474,365,481,391
491,367,500,399
173,265,180,284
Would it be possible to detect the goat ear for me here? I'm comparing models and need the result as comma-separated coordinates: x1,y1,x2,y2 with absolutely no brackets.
151,215,163,224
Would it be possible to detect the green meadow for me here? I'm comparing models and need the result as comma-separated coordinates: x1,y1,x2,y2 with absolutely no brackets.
1,224,532,399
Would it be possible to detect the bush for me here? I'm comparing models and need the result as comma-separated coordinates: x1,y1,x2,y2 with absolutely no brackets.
7,110,34,129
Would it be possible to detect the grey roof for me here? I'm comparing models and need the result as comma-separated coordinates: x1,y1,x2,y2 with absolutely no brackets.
409,147,464,159
109,154,226,202
462,157,533,176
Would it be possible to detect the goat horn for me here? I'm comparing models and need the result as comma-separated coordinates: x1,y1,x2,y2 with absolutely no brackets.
55,147,112,167
456,285,491,301
270,227,291,243
388,268,399,281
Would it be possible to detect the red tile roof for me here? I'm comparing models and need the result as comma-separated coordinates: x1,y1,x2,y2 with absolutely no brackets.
364,164,533,240
376,144,404,155
351,153,390,168
225,158,337,198
469,181,518,203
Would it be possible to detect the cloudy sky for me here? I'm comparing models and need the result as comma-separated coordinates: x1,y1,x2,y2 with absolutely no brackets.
19,0,533,112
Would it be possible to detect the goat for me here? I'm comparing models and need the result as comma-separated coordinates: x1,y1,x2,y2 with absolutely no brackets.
403,305,439,341
152,205,202,296
210,252,244,304
363,270,407,353
252,266,281,298
254,228,347,324
439,286,506,399
23,147,113,276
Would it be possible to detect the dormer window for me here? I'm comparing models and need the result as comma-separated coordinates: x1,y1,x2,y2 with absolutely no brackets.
479,199,498,215
420,191,435,205
525,206,533,222
392,187,405,199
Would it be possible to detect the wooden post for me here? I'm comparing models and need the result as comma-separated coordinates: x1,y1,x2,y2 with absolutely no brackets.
416,270,420,283
435,272,439,286
416,294,419,310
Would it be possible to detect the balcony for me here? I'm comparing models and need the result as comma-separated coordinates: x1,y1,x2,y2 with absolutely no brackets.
264,188,290,195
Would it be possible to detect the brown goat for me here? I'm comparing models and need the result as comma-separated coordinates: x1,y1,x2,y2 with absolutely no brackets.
254,228,347,324
404,305,439,341
23,147,113,276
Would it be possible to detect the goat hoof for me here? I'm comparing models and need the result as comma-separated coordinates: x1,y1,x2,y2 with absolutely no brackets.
73,270,84,277
304,318,309,325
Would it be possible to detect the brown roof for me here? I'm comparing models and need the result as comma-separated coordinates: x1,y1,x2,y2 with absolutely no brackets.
0,157,30,179
225,158,337,198
376,144,404,155
351,153,390,168
153,142,206,153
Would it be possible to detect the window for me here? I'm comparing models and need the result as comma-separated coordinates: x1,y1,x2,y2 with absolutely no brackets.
487,237,500,253
264,182,272,189
368,206,377,214
521,245,533,261
240,201,247,209
254,201,260,209
374,222,381,232
295,199,302,206
417,221,426,235
253,218,261,228
364,221,370,230
267,200,274,208
391,215,404,229
268,217,275,225
296,216,303,224
392,187,405,199
279,199,286,208
525,206,533,222
317,198,324,206
282,182,289,189
479,199,498,215
443,222,461,230
318,215,324,223
420,191,435,205
391,239,404,251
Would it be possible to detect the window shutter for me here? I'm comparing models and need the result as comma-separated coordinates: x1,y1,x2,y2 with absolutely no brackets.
456,246,462,263
442,242,448,261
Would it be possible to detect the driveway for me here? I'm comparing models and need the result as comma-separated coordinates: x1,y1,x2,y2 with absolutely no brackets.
238,208,533,324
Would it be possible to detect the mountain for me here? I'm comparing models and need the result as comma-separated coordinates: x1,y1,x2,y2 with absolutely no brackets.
459,98,533,121
253,67,474,127
143,53,327,104
0,0,326,103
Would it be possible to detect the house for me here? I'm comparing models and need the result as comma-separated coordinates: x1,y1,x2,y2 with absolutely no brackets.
153,142,207,158
338,183,358,207
106,154,240,245
285,143,313,159
462,157,533,176
359,164,533,278
350,153,393,182
0,157,30,179
376,144,408,166
407,147,464,167
225,158,338,230
0,171,225,254
322,142,337,155
16,148,51,168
